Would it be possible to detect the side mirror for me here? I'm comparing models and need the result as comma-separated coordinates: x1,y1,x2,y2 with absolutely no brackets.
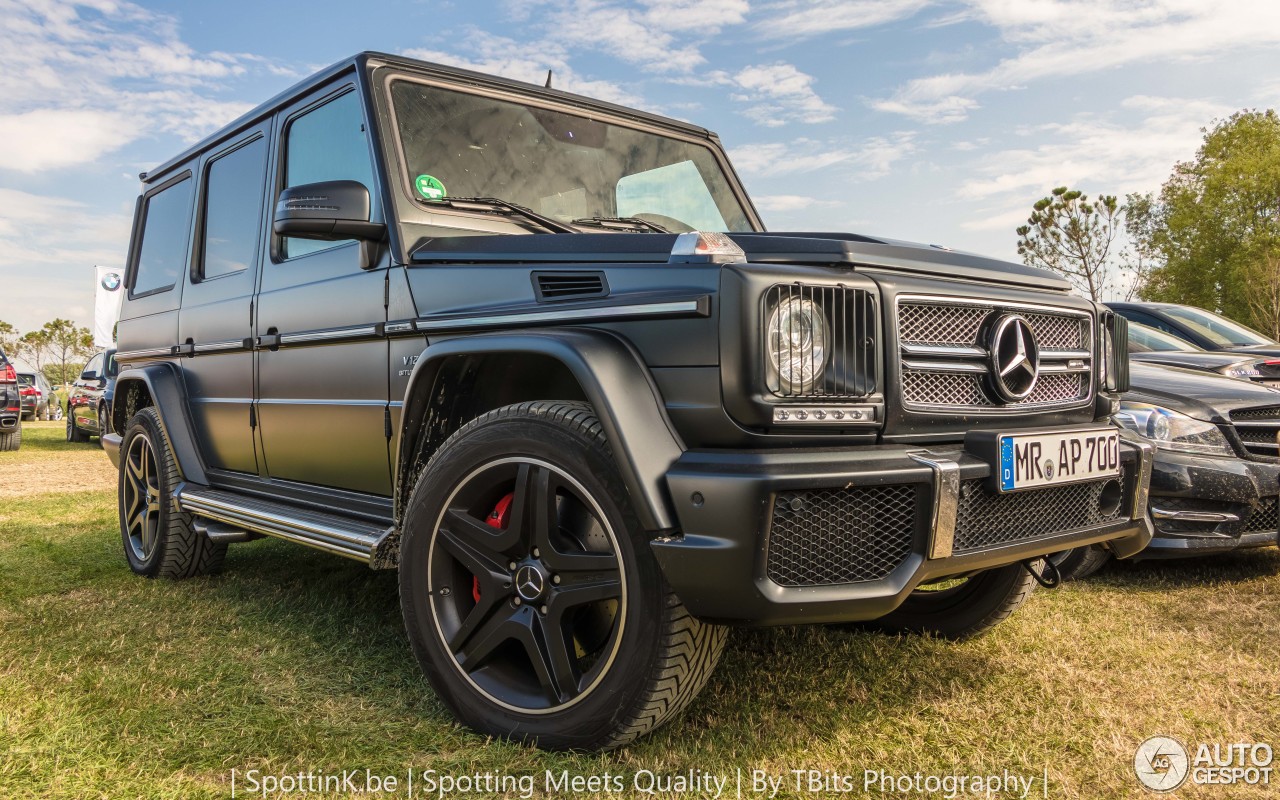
274,180,386,267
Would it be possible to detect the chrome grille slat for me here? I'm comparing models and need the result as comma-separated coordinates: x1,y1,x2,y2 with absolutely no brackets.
901,371,1083,408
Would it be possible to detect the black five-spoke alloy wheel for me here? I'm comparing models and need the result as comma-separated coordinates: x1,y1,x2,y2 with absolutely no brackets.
122,430,161,562
400,401,726,750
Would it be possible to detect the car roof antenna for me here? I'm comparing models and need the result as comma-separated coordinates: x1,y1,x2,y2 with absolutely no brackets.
545,70,553,89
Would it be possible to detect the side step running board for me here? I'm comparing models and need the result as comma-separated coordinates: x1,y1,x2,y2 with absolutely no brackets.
175,484,393,564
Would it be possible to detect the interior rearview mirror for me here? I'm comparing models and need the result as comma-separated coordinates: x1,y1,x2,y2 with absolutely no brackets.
274,180,387,268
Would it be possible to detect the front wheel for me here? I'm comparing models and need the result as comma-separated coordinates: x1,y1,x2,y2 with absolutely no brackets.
1048,545,1111,581
866,562,1038,640
399,401,726,751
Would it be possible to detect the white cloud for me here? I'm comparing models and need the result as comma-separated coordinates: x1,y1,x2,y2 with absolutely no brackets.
731,63,838,126
875,0,1280,123
956,95,1233,231
0,0,277,171
730,132,916,177
756,0,932,38
753,194,839,212
405,29,643,107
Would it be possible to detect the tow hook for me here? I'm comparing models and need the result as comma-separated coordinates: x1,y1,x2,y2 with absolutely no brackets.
1021,558,1062,589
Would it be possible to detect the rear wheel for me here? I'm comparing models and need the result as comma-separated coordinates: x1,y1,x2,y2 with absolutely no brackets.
0,424,20,452
400,401,726,750
119,407,226,578
67,412,88,443
866,562,1038,640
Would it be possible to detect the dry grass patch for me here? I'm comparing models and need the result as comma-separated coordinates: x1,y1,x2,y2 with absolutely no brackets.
1,423,1278,798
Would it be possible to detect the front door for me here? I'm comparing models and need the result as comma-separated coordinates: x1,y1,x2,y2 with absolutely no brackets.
254,84,392,495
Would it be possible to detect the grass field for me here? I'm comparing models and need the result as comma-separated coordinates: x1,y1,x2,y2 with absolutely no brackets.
2,421,1278,799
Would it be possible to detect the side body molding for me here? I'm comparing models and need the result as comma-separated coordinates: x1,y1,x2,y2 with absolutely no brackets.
396,329,685,531
112,363,208,485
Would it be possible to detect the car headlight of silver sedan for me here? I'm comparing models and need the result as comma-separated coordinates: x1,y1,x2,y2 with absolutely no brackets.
1113,401,1233,456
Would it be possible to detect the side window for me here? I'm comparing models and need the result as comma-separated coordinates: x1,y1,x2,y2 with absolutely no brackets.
282,91,375,259
1121,310,1181,338
81,354,103,380
201,137,268,280
131,177,194,296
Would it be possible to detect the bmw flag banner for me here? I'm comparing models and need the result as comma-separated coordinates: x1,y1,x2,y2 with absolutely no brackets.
94,265,124,348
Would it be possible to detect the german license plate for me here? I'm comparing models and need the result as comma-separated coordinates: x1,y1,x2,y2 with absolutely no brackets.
998,429,1120,492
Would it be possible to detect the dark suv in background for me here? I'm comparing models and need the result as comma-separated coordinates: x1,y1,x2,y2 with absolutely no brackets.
17,371,54,420
105,52,1152,750
0,349,19,450
67,349,117,442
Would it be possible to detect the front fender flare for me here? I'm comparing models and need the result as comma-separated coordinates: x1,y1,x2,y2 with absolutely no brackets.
397,329,685,531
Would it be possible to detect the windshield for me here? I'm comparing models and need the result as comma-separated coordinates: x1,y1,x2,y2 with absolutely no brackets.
1127,322,1200,353
389,79,754,233
1162,306,1274,347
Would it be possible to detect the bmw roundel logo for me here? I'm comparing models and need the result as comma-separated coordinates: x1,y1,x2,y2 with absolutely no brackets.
101,272,122,291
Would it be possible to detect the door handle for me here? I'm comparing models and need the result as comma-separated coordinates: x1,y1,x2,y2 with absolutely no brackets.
258,328,281,350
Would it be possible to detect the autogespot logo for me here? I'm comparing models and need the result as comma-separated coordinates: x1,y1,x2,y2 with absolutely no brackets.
1135,736,1190,792
101,272,122,291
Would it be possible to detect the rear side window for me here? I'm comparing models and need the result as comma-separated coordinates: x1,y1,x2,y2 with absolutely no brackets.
201,137,268,279
132,177,194,296
282,91,375,259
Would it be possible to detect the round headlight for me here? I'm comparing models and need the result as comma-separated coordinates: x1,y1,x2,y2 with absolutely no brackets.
767,297,828,390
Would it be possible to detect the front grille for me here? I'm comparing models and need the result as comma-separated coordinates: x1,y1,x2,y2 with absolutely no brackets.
898,302,1088,350
767,484,917,587
1244,497,1279,534
1229,407,1280,455
1230,407,1280,421
896,297,1093,411
901,370,1084,408
953,472,1126,552
764,284,876,399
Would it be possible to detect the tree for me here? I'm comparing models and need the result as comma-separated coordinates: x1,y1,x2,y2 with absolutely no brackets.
1244,252,1280,340
1016,186,1122,301
1119,192,1159,301
1137,110,1280,326
18,329,49,371
0,320,18,355
40,319,94,387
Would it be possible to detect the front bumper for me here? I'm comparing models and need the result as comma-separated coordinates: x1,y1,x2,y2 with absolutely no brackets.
651,437,1153,625
1136,448,1280,559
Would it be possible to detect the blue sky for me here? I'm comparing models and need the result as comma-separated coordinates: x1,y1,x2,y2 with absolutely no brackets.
2,0,1278,332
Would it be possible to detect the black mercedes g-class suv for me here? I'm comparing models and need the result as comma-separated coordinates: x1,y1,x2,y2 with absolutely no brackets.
106,52,1152,750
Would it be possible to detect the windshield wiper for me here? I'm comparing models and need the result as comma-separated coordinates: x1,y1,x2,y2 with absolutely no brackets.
418,196,579,234
571,216,670,233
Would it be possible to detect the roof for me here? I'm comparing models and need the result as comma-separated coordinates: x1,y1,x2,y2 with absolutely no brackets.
144,51,713,183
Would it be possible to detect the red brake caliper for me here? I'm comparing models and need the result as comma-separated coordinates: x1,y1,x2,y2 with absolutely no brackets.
476,493,514,603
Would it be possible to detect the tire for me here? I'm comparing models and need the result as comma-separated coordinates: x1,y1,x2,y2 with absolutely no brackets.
399,401,726,751
97,403,109,439
1048,545,1111,581
867,562,1038,640
0,424,20,452
119,407,226,579
67,412,88,443
51,404,63,421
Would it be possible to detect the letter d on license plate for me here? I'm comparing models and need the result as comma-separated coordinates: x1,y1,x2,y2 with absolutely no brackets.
999,429,1121,492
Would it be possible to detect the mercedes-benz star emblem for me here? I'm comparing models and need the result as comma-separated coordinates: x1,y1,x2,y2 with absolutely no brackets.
515,564,546,602
987,314,1040,402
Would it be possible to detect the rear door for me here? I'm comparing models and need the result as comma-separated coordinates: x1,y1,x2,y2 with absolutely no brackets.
254,83,392,495
176,126,271,475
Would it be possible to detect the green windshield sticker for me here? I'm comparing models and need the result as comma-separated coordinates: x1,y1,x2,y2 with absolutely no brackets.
414,174,446,200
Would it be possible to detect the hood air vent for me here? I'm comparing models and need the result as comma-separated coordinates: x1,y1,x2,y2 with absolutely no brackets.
533,271,609,302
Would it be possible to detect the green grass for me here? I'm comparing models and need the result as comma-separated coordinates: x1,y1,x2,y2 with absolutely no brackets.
2,423,1279,798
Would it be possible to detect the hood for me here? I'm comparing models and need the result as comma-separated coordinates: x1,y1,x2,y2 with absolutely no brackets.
1125,362,1280,422
729,232,1071,291
1129,351,1252,373
409,231,1072,291
1221,344,1280,358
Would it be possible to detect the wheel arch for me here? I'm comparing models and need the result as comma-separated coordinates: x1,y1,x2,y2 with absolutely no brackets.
395,329,684,532
112,363,207,485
